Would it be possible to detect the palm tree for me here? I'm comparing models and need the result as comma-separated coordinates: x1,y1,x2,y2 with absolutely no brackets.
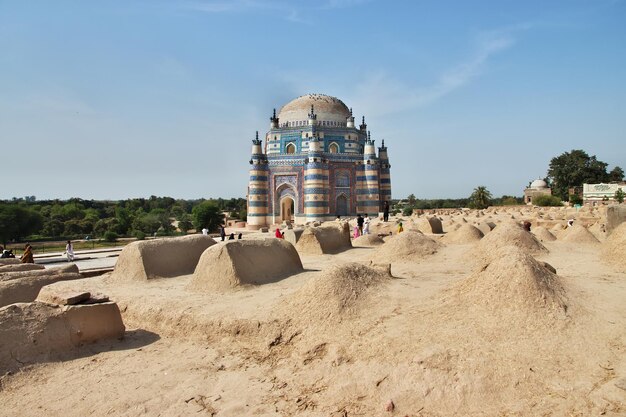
470,186,492,209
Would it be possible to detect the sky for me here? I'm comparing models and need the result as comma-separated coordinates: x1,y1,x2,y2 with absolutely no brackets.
1,0,625,201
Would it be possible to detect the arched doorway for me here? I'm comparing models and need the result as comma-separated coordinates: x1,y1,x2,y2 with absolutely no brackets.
280,197,295,222
336,194,348,216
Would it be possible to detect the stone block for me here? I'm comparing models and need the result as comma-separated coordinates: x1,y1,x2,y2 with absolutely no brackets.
36,287,91,306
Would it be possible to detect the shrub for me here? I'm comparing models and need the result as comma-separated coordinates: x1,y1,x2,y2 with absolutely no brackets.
533,195,562,207
133,230,145,240
568,194,583,205
402,206,414,216
103,231,118,242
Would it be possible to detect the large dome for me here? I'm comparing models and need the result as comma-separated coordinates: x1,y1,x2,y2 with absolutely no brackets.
530,179,548,189
278,94,351,125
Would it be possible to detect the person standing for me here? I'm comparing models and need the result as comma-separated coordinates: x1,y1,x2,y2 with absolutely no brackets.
363,214,370,235
383,201,390,222
201,227,208,236
220,225,226,241
65,240,75,262
21,244,34,263
356,214,364,236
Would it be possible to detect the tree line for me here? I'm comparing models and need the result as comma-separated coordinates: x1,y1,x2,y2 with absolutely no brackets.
0,196,246,245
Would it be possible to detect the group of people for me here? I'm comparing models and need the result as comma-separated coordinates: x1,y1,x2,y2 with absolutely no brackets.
0,245,16,259
1,244,34,263
353,214,371,238
1,241,75,264
219,225,242,241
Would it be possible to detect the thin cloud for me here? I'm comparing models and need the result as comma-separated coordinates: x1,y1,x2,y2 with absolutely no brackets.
182,0,372,16
347,25,528,117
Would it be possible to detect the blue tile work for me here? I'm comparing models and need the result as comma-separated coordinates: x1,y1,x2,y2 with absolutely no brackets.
248,100,391,224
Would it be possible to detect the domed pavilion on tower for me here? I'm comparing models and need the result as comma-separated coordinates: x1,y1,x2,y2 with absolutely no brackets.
247,94,392,228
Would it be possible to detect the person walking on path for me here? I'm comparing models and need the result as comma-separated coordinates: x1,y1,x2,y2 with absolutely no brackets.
65,240,75,262
356,214,364,236
383,201,390,222
220,225,226,241
363,214,370,235
20,244,34,263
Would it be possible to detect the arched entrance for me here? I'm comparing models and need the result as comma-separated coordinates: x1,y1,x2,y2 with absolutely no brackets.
280,197,295,222
336,194,348,216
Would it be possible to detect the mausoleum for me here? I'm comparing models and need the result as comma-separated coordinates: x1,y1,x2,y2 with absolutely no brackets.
247,94,392,228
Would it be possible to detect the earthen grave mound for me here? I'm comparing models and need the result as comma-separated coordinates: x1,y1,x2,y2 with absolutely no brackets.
602,222,626,271
352,234,386,247
295,222,351,255
190,239,303,291
108,234,216,282
442,224,484,244
372,230,441,263
560,224,600,244
280,262,389,324
447,246,568,326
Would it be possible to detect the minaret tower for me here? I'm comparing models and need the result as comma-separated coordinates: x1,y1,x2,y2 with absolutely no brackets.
303,133,330,222
378,139,392,211
246,131,269,229
308,105,317,126
346,108,355,128
269,108,279,129
359,115,367,133
357,131,380,215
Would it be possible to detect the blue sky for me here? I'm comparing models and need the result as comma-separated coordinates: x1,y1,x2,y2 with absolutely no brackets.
1,0,624,200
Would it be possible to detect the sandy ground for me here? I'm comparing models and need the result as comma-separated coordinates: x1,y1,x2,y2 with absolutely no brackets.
1,211,625,417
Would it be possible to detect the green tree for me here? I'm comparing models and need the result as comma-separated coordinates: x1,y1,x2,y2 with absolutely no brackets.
42,219,64,237
178,214,193,234
469,186,492,209
533,195,563,207
568,193,583,205
192,202,224,232
610,166,625,182
547,149,618,200
0,205,44,244
407,194,417,206
615,188,625,204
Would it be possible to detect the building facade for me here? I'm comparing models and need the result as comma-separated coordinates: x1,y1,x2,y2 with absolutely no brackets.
524,178,552,204
582,183,625,204
247,94,392,228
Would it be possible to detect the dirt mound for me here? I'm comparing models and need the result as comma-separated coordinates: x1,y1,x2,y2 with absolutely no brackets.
108,235,216,282
295,222,351,255
368,219,398,236
561,224,600,244
0,265,83,308
0,300,125,373
280,263,389,324
414,216,444,234
372,231,441,263
602,222,626,271
532,226,557,242
0,263,78,282
0,263,45,273
587,222,606,242
471,221,548,265
442,224,484,244
190,239,303,291
474,221,496,236
447,246,568,325
352,234,385,247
